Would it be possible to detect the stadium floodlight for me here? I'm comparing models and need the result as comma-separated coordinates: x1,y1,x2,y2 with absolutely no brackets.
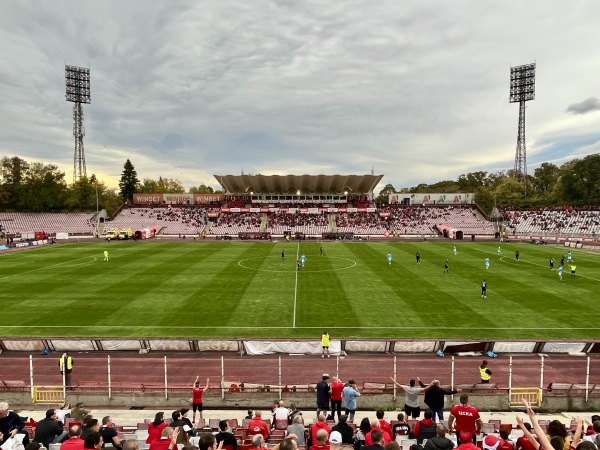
509,63,536,195
65,65,91,184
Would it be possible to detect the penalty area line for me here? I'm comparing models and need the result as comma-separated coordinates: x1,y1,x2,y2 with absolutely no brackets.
1,325,600,330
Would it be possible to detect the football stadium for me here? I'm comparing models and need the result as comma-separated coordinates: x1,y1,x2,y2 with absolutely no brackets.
3,1,600,444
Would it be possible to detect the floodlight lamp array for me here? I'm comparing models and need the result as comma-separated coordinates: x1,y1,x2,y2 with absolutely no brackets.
65,65,91,104
509,63,535,103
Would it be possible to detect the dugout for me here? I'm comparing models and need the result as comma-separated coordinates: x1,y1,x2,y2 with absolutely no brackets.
437,225,464,240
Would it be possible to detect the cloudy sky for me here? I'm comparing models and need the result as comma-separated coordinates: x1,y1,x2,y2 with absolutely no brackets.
1,1,599,193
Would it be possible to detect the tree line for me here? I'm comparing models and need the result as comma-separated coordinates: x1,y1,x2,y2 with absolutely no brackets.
2,154,599,215
375,153,600,213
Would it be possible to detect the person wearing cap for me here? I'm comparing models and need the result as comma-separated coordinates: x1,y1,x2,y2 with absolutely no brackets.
71,403,89,422
33,409,68,448
342,379,360,422
424,424,454,450
481,435,506,450
329,431,343,450
330,377,344,421
448,394,482,445
331,416,354,444
316,374,331,418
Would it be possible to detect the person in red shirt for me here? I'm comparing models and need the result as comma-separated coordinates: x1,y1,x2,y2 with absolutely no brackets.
375,411,393,442
457,431,479,450
311,415,332,447
149,427,176,450
60,426,84,450
192,376,210,424
146,412,167,444
365,419,391,446
330,377,344,421
248,411,270,441
309,429,330,450
448,394,482,445
514,422,537,450
482,434,506,450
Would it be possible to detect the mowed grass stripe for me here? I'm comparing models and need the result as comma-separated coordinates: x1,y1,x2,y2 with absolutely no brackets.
1,241,599,339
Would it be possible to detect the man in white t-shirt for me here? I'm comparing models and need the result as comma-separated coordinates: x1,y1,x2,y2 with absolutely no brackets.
272,401,289,428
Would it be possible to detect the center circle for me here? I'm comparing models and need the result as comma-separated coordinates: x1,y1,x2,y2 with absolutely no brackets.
238,255,357,272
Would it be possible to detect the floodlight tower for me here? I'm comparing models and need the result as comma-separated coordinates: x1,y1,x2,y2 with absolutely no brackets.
65,65,91,184
509,62,535,196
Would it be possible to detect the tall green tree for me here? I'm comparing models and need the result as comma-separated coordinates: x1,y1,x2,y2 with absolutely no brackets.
375,183,397,204
17,162,66,211
189,184,214,194
118,159,139,203
0,156,29,208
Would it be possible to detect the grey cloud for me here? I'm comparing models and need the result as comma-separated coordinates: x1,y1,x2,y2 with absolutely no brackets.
566,98,600,115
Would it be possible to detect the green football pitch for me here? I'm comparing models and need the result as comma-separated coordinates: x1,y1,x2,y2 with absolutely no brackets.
1,240,598,340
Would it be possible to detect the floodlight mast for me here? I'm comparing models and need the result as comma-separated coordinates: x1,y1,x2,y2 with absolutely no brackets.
65,65,91,184
509,63,535,196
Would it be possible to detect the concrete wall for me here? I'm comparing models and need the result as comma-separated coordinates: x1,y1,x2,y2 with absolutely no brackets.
6,391,600,412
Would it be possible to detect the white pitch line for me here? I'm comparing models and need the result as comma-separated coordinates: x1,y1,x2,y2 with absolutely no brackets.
0,255,98,281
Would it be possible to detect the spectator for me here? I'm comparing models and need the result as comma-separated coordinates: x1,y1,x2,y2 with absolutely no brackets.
251,434,268,450
417,378,459,422
329,431,343,450
317,374,331,418
33,408,67,448
82,419,100,441
123,440,140,450
375,412,393,443
71,402,90,423
391,414,411,438
342,380,361,422
424,424,454,450
456,431,478,450
355,418,371,450
273,401,290,426
147,412,167,444
288,404,302,425
100,416,122,450
330,378,345,421
310,429,330,450
414,411,437,446
61,425,85,450
311,415,332,447
149,427,175,450
179,409,195,436
514,423,537,450
361,429,384,450
448,394,482,445
365,419,391,446
0,402,27,446
390,378,434,419
215,420,238,450
332,415,354,445
248,411,270,441
287,416,306,447
84,432,103,450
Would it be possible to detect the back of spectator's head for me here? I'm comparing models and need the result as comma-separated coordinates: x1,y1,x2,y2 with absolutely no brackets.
219,420,228,431
84,431,102,449
499,429,510,440
522,423,532,432
69,425,82,437
46,409,56,419
397,413,405,421
593,420,600,434
549,436,565,450
424,411,432,420
579,442,597,450
172,410,181,421
460,394,469,404
0,402,8,413
153,412,164,425
179,408,189,416
102,416,111,425
591,415,600,423
359,418,371,433
123,440,140,450
409,379,416,387
182,446,199,450
199,433,216,450
317,414,326,423
436,424,447,437
280,438,298,450
25,443,41,450
370,418,379,428
251,434,264,448
293,415,303,424
161,427,174,438
254,410,262,418
370,430,384,445
548,421,567,438
376,410,384,419
82,414,94,426
384,443,400,450
316,429,328,444
85,419,99,430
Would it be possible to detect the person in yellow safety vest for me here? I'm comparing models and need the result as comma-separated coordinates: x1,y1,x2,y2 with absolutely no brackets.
59,353,74,386
570,264,577,277
321,331,330,358
479,360,492,384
